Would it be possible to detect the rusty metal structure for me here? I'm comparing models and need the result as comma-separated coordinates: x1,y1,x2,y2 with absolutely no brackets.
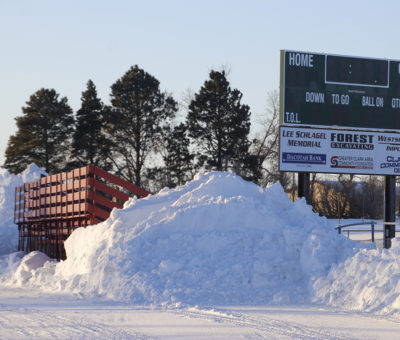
14,165,150,260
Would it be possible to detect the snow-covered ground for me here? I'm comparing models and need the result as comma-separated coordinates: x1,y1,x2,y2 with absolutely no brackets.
1,166,400,339
1,286,400,339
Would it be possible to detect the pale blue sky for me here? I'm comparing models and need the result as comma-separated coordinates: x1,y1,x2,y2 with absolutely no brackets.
1,0,399,165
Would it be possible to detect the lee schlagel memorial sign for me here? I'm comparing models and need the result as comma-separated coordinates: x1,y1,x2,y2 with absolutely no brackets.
280,50,400,130
279,126,400,175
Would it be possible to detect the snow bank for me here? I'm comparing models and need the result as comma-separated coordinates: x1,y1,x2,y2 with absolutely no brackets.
0,164,47,254
313,238,400,316
3,171,361,306
4,169,400,315
13,251,53,285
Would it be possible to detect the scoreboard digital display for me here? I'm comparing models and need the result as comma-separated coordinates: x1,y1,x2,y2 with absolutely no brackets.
280,50,400,130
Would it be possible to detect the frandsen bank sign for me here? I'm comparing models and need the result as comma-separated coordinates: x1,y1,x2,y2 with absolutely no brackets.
280,126,400,175
279,50,400,175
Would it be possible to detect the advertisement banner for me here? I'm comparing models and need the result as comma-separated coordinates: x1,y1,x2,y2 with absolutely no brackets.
279,126,400,175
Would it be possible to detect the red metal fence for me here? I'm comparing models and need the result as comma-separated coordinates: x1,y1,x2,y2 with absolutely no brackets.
14,165,150,260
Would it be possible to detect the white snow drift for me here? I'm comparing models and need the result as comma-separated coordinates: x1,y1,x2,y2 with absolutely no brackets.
1,171,360,306
313,238,400,316
2,167,400,317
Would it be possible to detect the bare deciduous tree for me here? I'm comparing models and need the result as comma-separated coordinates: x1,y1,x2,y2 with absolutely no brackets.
251,90,291,189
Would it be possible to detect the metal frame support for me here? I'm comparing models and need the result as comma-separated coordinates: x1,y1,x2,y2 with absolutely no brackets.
298,172,311,205
384,175,396,249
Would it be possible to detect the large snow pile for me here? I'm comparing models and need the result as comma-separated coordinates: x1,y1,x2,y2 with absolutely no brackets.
3,169,400,315
313,238,400,316
1,171,362,306
0,164,47,254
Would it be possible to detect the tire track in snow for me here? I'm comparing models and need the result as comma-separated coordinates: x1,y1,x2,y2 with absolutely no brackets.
0,306,156,340
171,307,359,340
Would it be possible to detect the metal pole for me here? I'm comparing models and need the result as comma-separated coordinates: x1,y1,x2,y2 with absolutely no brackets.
292,172,295,202
362,183,365,221
298,172,310,204
371,221,375,243
384,175,396,249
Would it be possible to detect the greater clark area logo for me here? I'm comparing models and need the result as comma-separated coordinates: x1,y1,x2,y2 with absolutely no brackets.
330,156,373,169
282,152,326,164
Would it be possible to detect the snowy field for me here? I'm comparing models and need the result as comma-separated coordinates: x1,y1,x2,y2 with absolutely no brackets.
1,165,400,339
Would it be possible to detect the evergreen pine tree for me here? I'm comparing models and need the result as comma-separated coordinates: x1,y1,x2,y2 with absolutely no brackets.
163,123,194,186
186,70,251,173
70,80,111,170
3,88,74,174
107,65,177,186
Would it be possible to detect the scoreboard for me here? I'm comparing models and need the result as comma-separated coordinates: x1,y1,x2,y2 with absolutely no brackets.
280,50,400,131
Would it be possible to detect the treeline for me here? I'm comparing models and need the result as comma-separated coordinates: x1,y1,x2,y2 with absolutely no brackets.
288,173,396,219
3,65,282,192
308,174,385,219
4,65,394,219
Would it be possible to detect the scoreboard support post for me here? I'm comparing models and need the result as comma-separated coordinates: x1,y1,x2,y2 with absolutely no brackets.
384,175,396,249
298,172,311,205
